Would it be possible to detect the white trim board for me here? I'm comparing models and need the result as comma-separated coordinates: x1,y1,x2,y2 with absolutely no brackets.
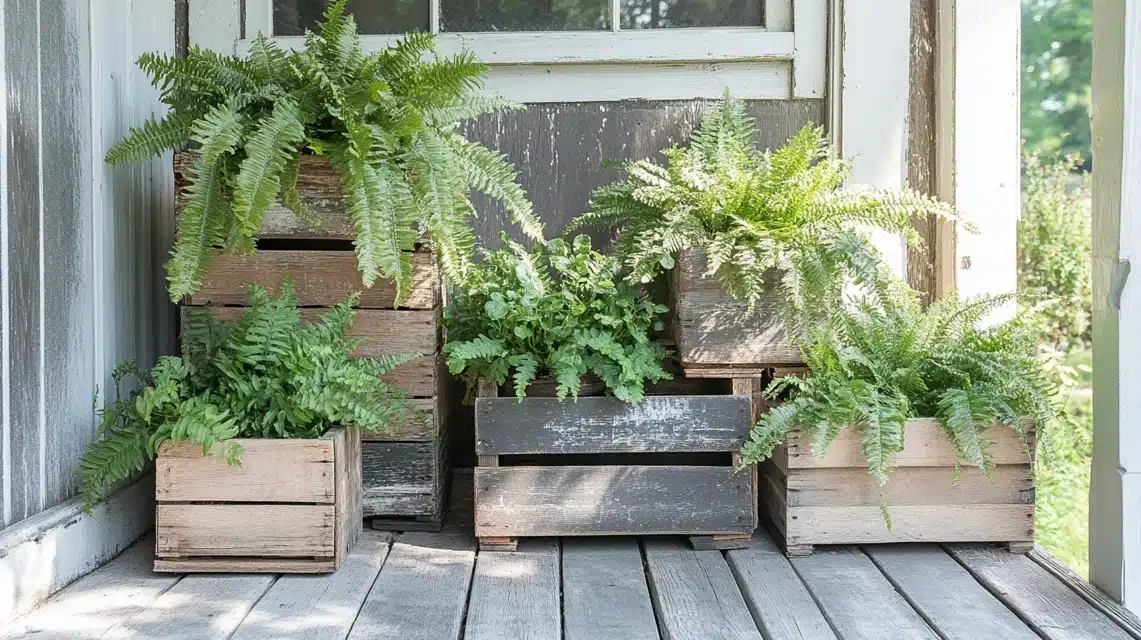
0,474,153,626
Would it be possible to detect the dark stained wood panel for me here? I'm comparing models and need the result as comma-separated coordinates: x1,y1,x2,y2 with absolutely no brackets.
474,395,751,455
361,441,440,518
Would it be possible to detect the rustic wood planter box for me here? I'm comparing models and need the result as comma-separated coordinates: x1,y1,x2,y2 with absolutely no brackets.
473,380,759,551
175,152,452,530
670,247,801,378
759,419,1035,556
154,427,362,573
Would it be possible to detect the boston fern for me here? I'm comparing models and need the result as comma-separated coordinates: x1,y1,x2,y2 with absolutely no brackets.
740,292,1062,521
106,0,541,303
569,94,957,333
443,234,672,402
78,282,420,511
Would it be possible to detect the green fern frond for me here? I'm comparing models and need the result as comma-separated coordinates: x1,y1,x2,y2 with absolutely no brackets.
231,99,304,238
105,112,197,164
446,133,544,242
166,158,229,302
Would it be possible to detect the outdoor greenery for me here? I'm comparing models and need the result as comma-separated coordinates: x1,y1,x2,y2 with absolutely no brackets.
1022,0,1092,158
105,0,540,303
77,283,420,511
1038,393,1092,575
443,234,671,402
740,292,1063,523
569,95,956,337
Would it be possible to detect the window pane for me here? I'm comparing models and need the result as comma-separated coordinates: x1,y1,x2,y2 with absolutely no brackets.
273,0,429,36
441,0,609,32
621,0,761,28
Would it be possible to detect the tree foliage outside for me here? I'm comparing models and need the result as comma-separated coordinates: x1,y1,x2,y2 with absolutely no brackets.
1022,0,1092,158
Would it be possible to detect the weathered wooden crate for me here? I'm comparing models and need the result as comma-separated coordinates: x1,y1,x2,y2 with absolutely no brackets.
759,419,1035,556
153,427,362,573
473,379,759,551
670,247,801,378
175,151,451,530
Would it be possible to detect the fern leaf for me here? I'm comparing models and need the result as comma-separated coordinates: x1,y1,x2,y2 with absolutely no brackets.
105,112,197,164
231,99,304,238
446,133,543,242
166,158,230,302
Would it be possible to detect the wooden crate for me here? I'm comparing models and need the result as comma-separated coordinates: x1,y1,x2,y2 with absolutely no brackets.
760,419,1035,556
153,427,362,573
670,247,800,378
174,151,451,529
473,379,759,551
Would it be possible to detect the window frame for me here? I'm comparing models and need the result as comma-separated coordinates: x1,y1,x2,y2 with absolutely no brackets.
234,0,825,102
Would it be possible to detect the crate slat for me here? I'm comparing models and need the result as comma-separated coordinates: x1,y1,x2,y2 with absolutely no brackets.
153,558,336,573
362,399,438,442
156,438,335,503
474,395,752,455
474,465,755,537
786,465,1033,507
784,504,1035,545
362,441,439,517
156,503,336,558
185,250,437,309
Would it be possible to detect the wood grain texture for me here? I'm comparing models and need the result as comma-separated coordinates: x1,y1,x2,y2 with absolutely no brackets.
1028,548,1141,638
474,395,751,455
152,558,333,573
724,532,836,640
643,538,762,640
947,546,1134,640
784,505,1034,546
907,0,939,302
230,532,391,640
350,532,476,640
791,549,937,640
465,538,561,640
175,152,354,239
562,538,658,640
108,574,275,639
186,250,438,309
474,466,755,537
782,419,1031,469
461,100,823,248
671,248,800,369
334,427,363,567
362,399,439,441
155,437,336,503
866,545,1038,639
155,503,335,558
362,441,439,517
786,465,1033,507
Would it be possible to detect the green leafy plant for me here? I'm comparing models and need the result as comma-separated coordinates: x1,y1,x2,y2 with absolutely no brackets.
569,94,957,335
106,0,541,303
78,283,420,511
740,292,1063,524
443,234,672,402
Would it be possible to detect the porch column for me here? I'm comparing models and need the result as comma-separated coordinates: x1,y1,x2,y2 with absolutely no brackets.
1090,0,1141,612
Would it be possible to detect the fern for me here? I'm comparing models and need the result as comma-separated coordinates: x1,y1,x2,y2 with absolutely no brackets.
740,292,1064,526
443,234,672,402
78,284,420,512
106,0,535,302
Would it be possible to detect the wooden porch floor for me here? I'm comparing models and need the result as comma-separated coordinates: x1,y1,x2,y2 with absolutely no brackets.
5,473,1140,640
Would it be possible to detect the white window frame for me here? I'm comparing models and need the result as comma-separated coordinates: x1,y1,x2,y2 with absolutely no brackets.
217,0,826,102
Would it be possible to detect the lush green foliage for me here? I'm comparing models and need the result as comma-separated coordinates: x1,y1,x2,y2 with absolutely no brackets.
1018,152,1092,358
1022,0,1092,157
78,283,419,511
740,293,1063,524
1036,393,1092,577
443,234,671,402
569,95,956,335
106,0,540,303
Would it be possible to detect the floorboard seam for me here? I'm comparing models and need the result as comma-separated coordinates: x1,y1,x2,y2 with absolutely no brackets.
785,552,848,639
1026,548,1141,639
723,549,770,637
940,544,1051,640
343,533,396,638
638,538,669,640
860,546,951,640
556,539,566,640
456,537,480,640
223,574,280,640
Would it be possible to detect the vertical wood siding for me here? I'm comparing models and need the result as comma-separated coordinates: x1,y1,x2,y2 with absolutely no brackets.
0,0,174,529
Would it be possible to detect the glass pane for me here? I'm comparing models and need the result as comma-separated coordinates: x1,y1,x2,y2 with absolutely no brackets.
441,0,610,32
273,0,429,36
621,0,761,29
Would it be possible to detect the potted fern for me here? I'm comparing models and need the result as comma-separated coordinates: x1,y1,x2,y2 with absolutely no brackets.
740,293,1061,555
106,0,542,303
570,94,956,377
444,235,757,551
79,284,420,573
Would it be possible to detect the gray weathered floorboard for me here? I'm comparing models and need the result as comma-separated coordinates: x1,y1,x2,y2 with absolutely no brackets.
948,545,1134,640
644,538,762,640
231,531,392,640
106,573,275,639
866,545,1038,639
349,532,476,640
791,548,937,640
474,396,751,454
0,537,180,639
724,532,836,639
465,538,561,640
562,538,659,640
